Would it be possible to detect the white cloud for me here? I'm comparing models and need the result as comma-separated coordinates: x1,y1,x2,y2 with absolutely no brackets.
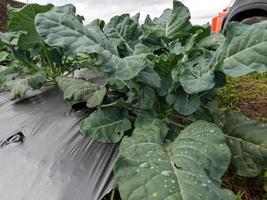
19,0,230,24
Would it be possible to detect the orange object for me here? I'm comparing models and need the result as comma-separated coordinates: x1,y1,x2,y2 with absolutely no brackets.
211,8,229,32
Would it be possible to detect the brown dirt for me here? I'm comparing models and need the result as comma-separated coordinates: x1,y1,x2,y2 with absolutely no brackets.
222,171,264,200
235,79,267,120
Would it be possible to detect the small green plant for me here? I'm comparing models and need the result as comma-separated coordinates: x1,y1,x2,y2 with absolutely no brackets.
236,192,243,200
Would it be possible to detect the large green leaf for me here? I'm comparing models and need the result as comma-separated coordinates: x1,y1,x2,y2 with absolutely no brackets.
141,1,192,40
35,5,109,55
138,86,155,110
167,88,200,115
222,112,267,177
114,120,235,200
56,76,98,102
86,86,107,108
35,5,146,81
140,15,163,50
134,111,169,139
104,14,142,57
180,57,215,94
133,43,152,55
104,53,147,81
7,4,54,49
221,21,267,77
154,53,181,76
137,67,161,88
198,33,225,50
80,107,132,143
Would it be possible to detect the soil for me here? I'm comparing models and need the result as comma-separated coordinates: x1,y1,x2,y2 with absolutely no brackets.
235,79,267,120
222,171,265,200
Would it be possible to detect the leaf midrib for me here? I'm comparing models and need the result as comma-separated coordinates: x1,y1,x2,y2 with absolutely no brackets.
114,29,134,53
94,118,125,129
225,135,267,151
165,146,183,199
225,41,267,64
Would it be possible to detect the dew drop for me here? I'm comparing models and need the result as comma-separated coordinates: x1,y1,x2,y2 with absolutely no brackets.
161,170,171,177
201,183,207,187
140,163,147,168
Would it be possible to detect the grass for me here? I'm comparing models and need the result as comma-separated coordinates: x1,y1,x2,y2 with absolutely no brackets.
217,73,267,121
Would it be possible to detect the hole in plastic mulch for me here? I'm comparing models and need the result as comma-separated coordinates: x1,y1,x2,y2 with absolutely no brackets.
0,132,25,148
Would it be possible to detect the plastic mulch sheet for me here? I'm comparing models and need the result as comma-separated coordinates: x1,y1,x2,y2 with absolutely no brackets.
0,87,117,200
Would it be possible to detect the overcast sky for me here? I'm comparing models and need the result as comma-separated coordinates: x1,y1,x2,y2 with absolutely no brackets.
19,0,231,25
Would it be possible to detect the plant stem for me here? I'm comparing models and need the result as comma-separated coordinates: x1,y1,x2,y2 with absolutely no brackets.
42,44,56,78
23,58,38,73
11,48,38,73
63,55,69,64
65,69,76,76
110,190,115,200
164,119,186,128
172,114,194,123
